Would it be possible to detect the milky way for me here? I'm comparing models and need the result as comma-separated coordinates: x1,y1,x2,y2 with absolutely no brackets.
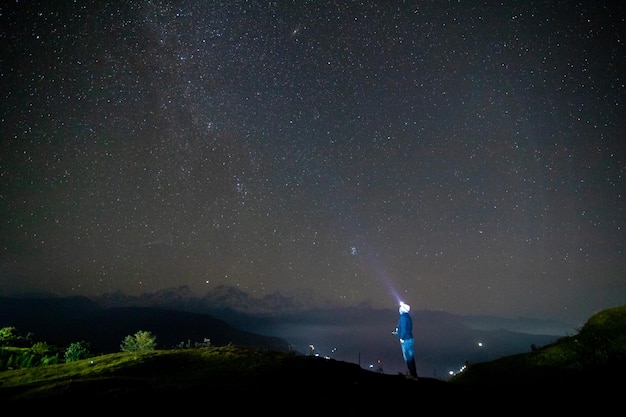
1,1,624,325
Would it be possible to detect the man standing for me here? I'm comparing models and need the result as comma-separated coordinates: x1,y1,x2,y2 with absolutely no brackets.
395,301,418,379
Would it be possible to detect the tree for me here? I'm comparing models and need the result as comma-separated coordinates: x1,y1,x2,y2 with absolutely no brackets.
64,341,92,362
120,330,157,352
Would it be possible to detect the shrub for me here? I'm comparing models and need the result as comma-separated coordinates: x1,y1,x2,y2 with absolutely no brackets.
120,330,157,352
31,341,50,355
40,353,60,366
64,341,92,362
0,327,34,348
0,327,18,346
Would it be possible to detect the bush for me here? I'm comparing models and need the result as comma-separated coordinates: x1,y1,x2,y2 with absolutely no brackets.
31,341,50,355
1,343,62,370
40,353,60,366
120,330,157,352
64,341,92,362
0,327,18,346
0,326,33,347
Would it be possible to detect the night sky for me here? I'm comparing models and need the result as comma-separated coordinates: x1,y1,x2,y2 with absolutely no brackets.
1,1,624,326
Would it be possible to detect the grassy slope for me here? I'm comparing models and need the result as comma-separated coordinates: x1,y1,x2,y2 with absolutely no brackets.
449,304,626,384
0,345,460,412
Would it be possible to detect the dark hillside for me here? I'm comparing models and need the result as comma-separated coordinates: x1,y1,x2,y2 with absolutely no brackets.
0,346,459,411
0,343,616,414
449,304,626,393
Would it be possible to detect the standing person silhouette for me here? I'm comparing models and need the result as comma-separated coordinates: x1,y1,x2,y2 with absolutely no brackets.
394,301,418,379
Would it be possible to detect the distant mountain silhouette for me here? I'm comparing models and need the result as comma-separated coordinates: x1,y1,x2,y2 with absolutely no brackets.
89,284,574,333
92,284,344,315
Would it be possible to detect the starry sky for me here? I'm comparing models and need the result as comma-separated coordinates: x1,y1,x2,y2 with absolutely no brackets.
1,1,624,326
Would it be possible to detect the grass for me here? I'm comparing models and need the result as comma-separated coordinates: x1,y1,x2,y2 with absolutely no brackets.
0,345,458,412
1,346,289,398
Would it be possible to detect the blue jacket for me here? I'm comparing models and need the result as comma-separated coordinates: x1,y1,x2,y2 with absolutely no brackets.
397,312,413,340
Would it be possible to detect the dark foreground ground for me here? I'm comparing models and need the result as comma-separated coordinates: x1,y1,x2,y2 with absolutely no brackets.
0,346,616,415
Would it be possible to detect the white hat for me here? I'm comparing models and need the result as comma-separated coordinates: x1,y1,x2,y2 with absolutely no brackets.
399,302,410,314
